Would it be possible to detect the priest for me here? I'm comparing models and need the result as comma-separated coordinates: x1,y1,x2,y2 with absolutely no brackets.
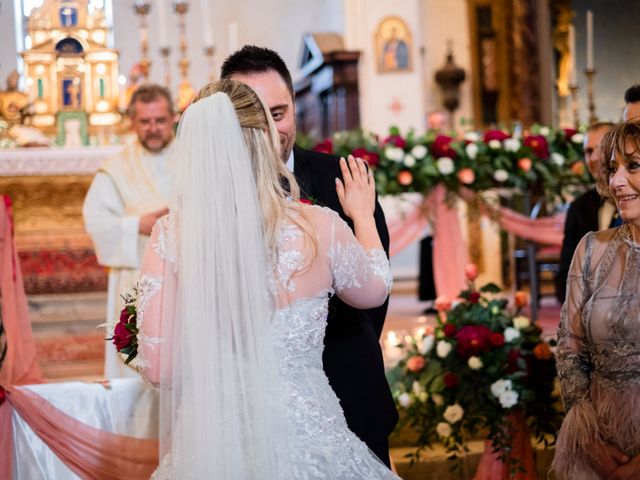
83,84,175,378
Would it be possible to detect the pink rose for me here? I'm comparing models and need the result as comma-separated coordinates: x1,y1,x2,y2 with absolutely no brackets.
465,263,478,281
406,355,426,372
455,325,493,359
518,157,532,173
457,168,476,185
112,322,133,351
397,170,414,186
435,295,452,312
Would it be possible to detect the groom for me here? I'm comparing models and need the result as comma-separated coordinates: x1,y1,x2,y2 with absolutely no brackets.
221,46,398,467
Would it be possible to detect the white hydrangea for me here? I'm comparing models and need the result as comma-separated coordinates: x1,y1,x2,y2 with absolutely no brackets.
493,169,509,182
468,356,483,370
465,143,479,160
436,422,453,438
421,335,435,355
513,316,531,330
436,340,452,358
412,380,423,395
539,126,551,136
490,379,513,398
464,131,481,142
504,138,521,152
488,139,502,149
411,144,428,159
551,152,565,166
385,146,405,162
403,154,416,167
571,133,584,144
499,390,519,408
504,327,521,343
398,392,412,408
432,393,445,406
437,157,455,175
443,404,464,424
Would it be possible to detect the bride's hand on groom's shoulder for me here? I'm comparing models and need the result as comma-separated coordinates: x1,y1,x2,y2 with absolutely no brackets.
335,155,376,223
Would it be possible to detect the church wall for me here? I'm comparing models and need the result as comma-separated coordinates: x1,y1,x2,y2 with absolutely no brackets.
0,0,19,81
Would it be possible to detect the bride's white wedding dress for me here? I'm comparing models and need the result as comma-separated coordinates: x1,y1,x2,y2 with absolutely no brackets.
138,205,400,479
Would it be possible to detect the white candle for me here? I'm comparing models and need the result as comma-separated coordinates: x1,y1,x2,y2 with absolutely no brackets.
569,24,577,85
157,0,168,47
586,10,594,70
200,0,213,46
228,20,238,52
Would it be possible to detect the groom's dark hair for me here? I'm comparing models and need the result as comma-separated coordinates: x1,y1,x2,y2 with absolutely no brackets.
220,45,294,98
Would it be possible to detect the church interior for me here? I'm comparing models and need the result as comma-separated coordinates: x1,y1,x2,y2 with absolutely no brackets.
2,0,640,478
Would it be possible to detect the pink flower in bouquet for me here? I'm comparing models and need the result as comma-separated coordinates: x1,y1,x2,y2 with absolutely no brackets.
483,130,510,143
112,322,133,351
407,355,426,372
352,147,380,167
455,325,493,359
432,135,456,158
514,291,528,308
444,372,459,388
563,128,578,140
435,295,452,312
517,157,532,173
465,263,479,281
314,139,333,154
443,323,457,338
457,168,475,185
397,170,414,186
571,162,585,176
383,135,407,149
523,135,549,159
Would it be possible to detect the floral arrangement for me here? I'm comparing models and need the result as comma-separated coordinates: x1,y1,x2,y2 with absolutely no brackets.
311,125,589,201
105,286,139,365
386,264,562,471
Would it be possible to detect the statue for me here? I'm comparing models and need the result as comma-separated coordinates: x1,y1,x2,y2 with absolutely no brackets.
0,71,30,124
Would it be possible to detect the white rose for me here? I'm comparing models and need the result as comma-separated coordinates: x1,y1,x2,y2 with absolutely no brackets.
419,391,429,403
403,154,416,167
465,143,479,160
550,152,565,166
513,316,531,330
499,389,519,408
464,131,481,142
437,157,455,175
488,139,502,149
571,133,584,144
468,356,483,370
411,144,428,159
504,138,521,152
504,327,521,343
490,379,513,398
412,380,423,395
432,393,445,406
539,126,550,136
436,422,453,438
493,169,509,182
443,404,464,424
386,146,405,162
398,392,412,408
421,335,435,355
436,340,452,358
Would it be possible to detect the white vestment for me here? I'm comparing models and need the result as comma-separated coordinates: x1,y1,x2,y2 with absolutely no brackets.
83,140,172,378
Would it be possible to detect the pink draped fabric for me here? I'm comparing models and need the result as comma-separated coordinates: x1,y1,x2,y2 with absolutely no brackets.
1,385,159,480
0,196,43,386
497,206,565,246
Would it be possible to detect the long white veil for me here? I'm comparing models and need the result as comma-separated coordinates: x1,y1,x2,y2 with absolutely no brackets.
158,92,293,479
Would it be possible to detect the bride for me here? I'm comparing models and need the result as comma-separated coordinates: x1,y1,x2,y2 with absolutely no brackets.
136,79,400,479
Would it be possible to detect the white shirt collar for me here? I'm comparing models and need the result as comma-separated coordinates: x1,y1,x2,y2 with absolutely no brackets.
285,150,294,172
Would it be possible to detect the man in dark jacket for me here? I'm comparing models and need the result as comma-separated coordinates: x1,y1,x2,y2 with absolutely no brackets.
220,46,398,467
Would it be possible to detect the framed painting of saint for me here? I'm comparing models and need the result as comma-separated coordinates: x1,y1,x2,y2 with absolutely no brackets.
375,16,413,73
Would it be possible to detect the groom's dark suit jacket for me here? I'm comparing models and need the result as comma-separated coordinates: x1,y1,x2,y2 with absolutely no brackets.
293,145,399,450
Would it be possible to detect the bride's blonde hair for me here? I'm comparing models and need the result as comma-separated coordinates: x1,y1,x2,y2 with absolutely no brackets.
192,79,315,257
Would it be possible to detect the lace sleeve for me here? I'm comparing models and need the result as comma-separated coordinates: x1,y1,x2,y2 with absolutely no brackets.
556,233,592,411
327,213,392,309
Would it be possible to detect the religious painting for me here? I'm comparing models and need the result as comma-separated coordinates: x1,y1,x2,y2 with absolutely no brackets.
59,4,79,27
375,16,413,73
61,77,82,110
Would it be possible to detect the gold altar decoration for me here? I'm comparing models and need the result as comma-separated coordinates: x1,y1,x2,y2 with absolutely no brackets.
0,71,29,124
21,0,121,130
174,1,195,112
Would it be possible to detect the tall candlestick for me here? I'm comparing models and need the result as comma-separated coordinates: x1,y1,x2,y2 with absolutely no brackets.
569,24,577,85
228,20,238,53
200,0,213,46
157,0,168,46
586,10,594,70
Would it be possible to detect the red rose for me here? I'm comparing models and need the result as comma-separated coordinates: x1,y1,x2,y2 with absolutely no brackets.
483,130,510,143
383,135,407,149
443,323,457,338
112,322,133,351
431,135,455,158
119,307,132,324
506,348,520,373
352,147,380,167
0,386,5,406
490,332,505,346
406,355,426,373
455,325,493,359
314,139,333,154
469,292,480,304
299,198,313,205
443,372,459,388
523,134,549,159
563,128,578,140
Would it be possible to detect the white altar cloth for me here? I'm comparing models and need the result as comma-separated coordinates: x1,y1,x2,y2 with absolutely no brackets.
11,378,158,480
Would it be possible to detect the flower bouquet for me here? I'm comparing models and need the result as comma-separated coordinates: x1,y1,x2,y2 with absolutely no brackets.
105,286,139,365
386,265,562,473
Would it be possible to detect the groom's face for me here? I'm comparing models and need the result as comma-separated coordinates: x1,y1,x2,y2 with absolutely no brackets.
230,70,296,162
